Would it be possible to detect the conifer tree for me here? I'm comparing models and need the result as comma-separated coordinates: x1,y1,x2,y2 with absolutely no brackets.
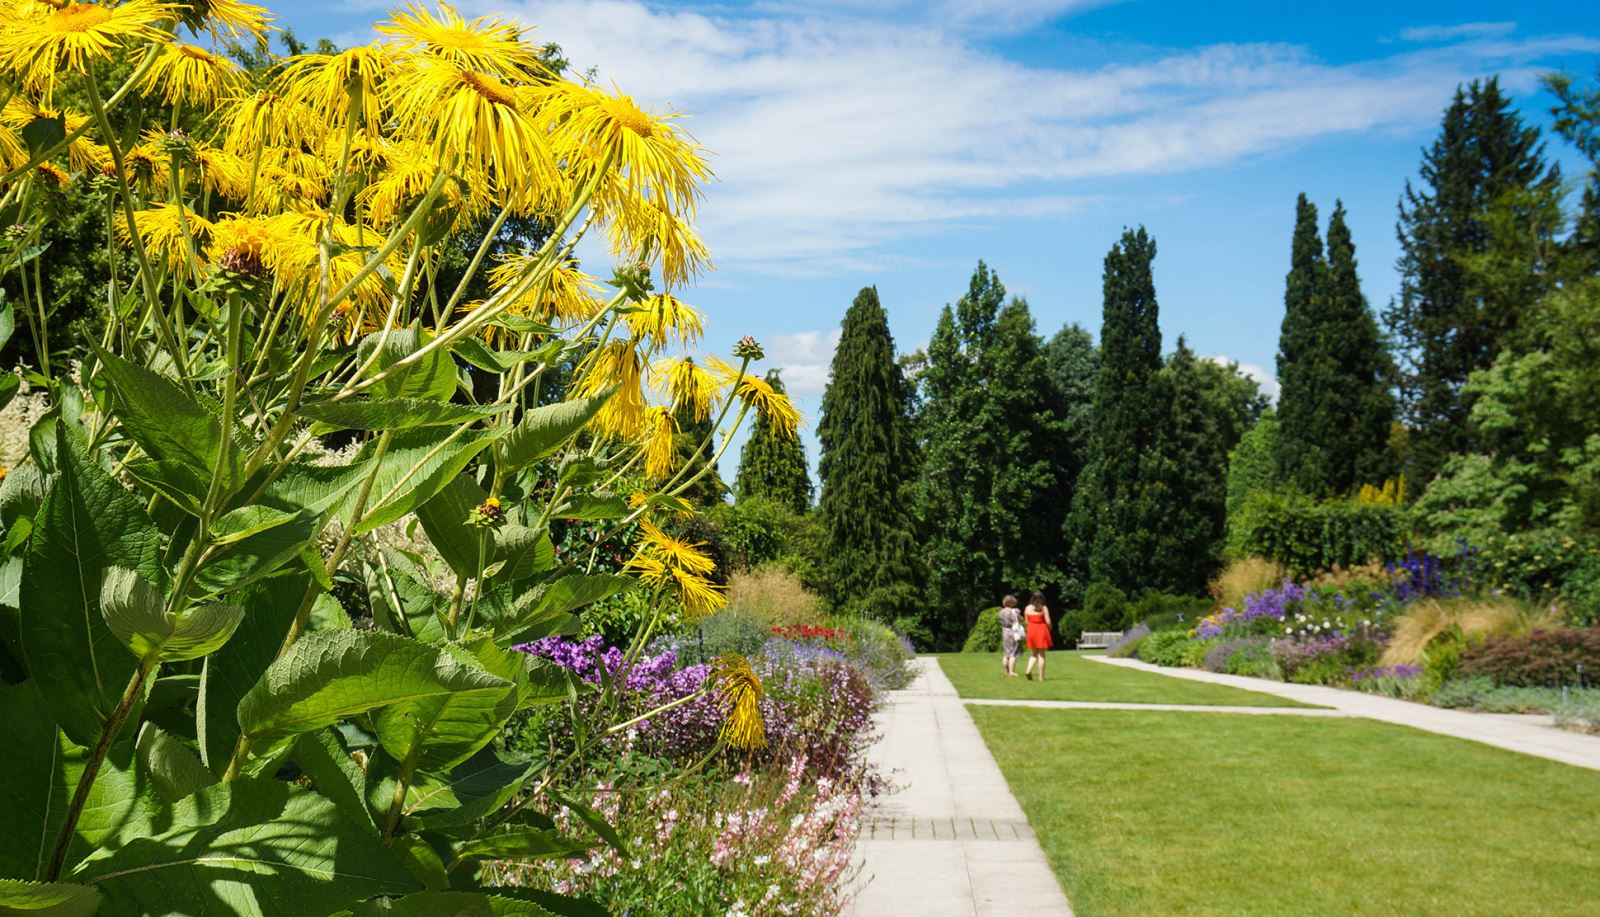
816,287,920,619
1148,339,1233,594
1070,228,1168,594
1386,78,1560,484
1276,197,1394,494
734,370,812,514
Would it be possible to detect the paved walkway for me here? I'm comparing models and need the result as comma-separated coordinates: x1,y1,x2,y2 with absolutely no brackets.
1089,655,1600,772
851,657,1073,916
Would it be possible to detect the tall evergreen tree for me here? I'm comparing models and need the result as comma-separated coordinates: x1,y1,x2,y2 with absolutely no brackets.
734,370,812,513
1148,339,1234,594
1070,228,1168,594
671,409,728,509
816,287,920,619
1276,197,1394,494
1386,78,1560,484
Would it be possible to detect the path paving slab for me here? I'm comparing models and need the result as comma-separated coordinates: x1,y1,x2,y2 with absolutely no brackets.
851,658,1073,916
1089,655,1600,772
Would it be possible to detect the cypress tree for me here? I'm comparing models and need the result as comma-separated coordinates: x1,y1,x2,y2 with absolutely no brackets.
1043,324,1098,600
734,370,812,514
816,286,920,619
1276,197,1395,494
1386,78,1560,484
1274,193,1331,493
1070,228,1167,594
671,409,728,509
1148,339,1232,594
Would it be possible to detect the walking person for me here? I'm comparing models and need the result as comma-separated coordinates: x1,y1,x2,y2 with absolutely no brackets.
997,596,1025,677
1023,591,1054,681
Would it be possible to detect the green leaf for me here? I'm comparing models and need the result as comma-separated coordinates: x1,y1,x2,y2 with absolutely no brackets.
0,372,19,415
290,729,376,833
415,475,494,578
409,747,536,837
350,891,563,916
94,347,240,506
19,115,65,156
498,389,616,473
0,878,101,916
134,723,215,803
210,504,296,546
549,790,630,859
0,682,162,881
390,838,450,893
197,574,307,775
0,464,47,533
371,643,518,774
360,328,457,402
450,829,591,866
301,397,510,431
236,631,513,757
349,428,506,535
491,525,554,582
452,337,548,374
100,567,243,662
71,779,420,914
553,492,628,521
493,574,633,645
308,592,351,632
20,426,161,746
477,889,608,917
0,299,14,352
364,548,444,639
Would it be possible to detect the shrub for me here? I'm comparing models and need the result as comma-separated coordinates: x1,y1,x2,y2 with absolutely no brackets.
1433,677,1600,714
1130,591,1211,630
727,566,826,627
1209,557,1288,612
1554,698,1600,735
1273,635,1381,684
1233,490,1406,576
1454,627,1600,687
1379,597,1551,668
1348,665,1427,700
1107,623,1152,658
962,608,1004,653
841,619,917,690
1082,582,1129,629
1138,631,1193,667
671,607,776,667
1203,637,1262,673
1179,637,1219,668
1225,642,1282,680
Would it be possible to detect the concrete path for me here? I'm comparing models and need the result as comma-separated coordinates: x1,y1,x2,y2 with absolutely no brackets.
1089,655,1600,772
962,697,1353,716
851,657,1073,917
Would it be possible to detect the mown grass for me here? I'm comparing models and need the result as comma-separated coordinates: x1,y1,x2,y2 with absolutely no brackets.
937,651,1311,707
971,705,1600,916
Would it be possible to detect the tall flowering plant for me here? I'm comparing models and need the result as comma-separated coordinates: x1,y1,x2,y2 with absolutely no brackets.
0,3,799,913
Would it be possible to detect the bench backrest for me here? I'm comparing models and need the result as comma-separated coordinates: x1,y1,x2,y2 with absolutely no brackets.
1077,630,1124,649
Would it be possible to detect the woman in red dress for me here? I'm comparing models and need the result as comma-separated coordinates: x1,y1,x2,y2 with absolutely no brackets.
1023,591,1053,682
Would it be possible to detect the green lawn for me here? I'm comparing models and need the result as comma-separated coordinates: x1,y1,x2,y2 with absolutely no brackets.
937,651,1312,707
970,705,1600,916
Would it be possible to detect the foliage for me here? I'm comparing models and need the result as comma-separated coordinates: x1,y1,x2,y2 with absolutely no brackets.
1178,636,1218,668
0,4,809,911
1230,489,1406,575
1553,698,1600,735
1057,581,1127,640
835,619,917,691
1209,556,1288,613
1378,597,1550,671
726,565,825,627
1454,627,1600,687
709,497,822,580
1105,622,1151,658
816,286,920,621
1275,196,1393,496
1272,634,1382,685
666,607,776,667
734,370,813,514
1386,77,1564,484
1433,676,1600,713
1145,340,1237,594
1224,411,1280,554
1136,630,1193,667
962,607,1004,653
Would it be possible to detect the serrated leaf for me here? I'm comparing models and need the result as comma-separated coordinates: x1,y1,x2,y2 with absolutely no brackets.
0,878,101,917
236,631,513,757
210,504,296,546
0,463,47,532
450,829,591,866
134,722,215,803
100,567,243,662
410,747,536,837
350,891,561,916
415,475,494,578
19,115,65,156
348,428,506,535
371,643,518,774
197,574,307,774
452,336,547,374
94,347,241,506
20,425,161,746
493,574,634,645
291,729,376,833
359,328,457,402
553,492,628,521
71,779,419,913
498,388,616,473
492,525,554,583
301,397,510,431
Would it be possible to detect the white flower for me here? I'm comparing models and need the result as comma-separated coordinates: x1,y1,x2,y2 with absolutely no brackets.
1284,626,1293,634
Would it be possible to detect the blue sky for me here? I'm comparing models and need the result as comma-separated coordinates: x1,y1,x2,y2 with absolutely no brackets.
268,0,1599,471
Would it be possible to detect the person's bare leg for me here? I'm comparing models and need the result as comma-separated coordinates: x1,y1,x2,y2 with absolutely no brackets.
1024,654,1035,679
1037,651,1046,682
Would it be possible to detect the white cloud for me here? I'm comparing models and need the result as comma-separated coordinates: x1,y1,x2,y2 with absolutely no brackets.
1208,356,1280,404
1398,22,1517,43
761,328,843,396
474,0,1595,273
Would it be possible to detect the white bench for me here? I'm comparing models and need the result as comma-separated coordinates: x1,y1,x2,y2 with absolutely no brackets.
1077,631,1123,649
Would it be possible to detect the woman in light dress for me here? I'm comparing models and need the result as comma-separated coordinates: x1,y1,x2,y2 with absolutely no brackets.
996,595,1024,677
1023,591,1053,682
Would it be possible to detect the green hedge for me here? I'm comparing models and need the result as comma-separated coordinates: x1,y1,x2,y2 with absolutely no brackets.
1233,490,1406,575
962,607,1004,653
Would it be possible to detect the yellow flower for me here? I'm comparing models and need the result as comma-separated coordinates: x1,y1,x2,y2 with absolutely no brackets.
35,160,70,187
144,41,243,107
220,91,323,159
278,43,396,129
207,212,284,278
638,520,716,577
651,356,719,423
642,406,676,478
712,654,765,750
391,59,554,208
487,256,603,326
0,0,174,90
117,203,212,273
191,143,250,199
377,1,543,80
733,371,800,439
2,99,104,174
577,341,646,439
626,292,704,348
171,0,271,42
602,190,712,289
